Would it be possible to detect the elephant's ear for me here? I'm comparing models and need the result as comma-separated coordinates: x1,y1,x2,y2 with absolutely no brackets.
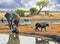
5,13,8,18
5,13,7,18
5,12,11,19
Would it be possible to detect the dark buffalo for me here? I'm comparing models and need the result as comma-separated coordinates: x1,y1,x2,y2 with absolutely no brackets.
35,22,49,32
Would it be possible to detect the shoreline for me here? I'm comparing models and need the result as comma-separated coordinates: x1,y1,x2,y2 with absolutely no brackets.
0,24,60,40
0,24,60,35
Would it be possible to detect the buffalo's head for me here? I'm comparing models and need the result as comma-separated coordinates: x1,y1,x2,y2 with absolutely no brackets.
46,23,49,27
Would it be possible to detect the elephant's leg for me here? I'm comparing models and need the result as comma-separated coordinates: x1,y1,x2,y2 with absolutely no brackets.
9,23,12,29
16,22,19,27
9,21,13,30
11,24,14,29
7,20,11,29
10,20,14,29
16,21,19,27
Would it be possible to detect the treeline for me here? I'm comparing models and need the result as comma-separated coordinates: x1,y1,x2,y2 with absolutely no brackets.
16,0,49,17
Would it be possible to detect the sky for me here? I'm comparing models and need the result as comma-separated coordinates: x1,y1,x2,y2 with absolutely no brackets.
0,0,60,11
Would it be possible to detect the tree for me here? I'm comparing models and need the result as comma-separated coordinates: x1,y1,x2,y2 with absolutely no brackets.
36,0,49,14
30,8,37,15
16,9,25,17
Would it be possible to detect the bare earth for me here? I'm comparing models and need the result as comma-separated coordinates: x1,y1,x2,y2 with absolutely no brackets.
0,23,60,39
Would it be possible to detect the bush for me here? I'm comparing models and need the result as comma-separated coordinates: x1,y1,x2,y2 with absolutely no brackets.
30,8,37,13
16,9,25,17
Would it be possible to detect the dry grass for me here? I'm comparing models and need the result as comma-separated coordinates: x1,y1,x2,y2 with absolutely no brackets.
0,24,60,36
0,11,60,20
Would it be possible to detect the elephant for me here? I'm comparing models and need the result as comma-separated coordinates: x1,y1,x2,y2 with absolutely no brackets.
5,12,20,30
35,22,49,32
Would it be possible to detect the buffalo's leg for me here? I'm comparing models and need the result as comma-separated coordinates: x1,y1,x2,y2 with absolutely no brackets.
41,28,42,32
35,26,37,31
35,26,39,31
44,27,47,32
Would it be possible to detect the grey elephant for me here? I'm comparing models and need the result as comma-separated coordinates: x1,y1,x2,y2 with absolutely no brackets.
5,12,20,30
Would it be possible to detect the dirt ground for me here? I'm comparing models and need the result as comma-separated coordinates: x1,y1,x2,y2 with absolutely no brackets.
0,24,60,36
0,23,60,40
19,24,60,36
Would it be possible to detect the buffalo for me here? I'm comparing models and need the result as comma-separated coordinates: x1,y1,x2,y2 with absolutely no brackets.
35,22,49,32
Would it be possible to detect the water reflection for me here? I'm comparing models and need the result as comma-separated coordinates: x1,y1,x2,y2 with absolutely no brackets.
0,34,59,44
7,34,20,44
35,38,49,44
35,38,58,44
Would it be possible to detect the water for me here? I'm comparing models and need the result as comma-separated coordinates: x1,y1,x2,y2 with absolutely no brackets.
20,19,60,25
0,34,59,44
0,19,60,25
